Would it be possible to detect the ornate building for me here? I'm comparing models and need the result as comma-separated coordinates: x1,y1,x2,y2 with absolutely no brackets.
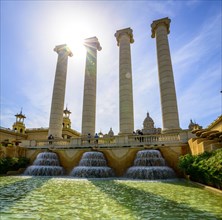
63,107,72,129
188,119,202,131
189,115,222,155
12,110,26,134
142,112,161,135
0,109,80,146
108,128,114,137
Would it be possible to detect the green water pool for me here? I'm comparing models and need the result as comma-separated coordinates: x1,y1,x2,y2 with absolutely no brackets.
0,176,221,219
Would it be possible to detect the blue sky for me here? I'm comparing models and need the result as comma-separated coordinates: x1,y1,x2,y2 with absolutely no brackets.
1,1,221,135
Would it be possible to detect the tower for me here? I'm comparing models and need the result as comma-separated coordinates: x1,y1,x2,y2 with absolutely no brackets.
13,110,26,134
63,107,71,129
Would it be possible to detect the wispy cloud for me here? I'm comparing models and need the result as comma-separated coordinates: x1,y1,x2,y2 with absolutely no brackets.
185,0,201,7
178,66,221,126
172,13,221,71
172,13,221,127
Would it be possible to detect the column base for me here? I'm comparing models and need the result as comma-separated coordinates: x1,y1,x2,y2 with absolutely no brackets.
53,136,63,140
161,128,182,134
118,132,134,136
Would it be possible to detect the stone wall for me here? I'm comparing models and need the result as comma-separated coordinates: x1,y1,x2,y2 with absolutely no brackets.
0,128,27,143
0,127,80,144
0,144,189,176
25,145,188,176
188,138,221,155
0,146,27,158
26,129,48,140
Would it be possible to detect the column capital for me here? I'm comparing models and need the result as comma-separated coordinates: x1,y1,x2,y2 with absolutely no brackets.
115,27,134,46
54,44,73,57
151,17,171,38
84,37,102,51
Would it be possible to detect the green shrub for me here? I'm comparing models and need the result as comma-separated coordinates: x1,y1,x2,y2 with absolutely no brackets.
0,157,30,174
178,153,195,175
178,149,222,189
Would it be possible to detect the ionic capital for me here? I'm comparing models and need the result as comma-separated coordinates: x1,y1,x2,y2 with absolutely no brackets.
54,44,73,57
115,28,134,46
151,17,171,38
84,37,102,51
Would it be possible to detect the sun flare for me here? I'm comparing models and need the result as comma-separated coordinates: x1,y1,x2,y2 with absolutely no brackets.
55,19,95,59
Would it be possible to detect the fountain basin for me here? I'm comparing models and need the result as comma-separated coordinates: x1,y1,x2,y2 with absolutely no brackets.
70,151,115,178
24,152,64,176
24,165,64,176
33,159,60,166
70,166,115,178
125,166,176,179
134,158,166,166
125,149,176,179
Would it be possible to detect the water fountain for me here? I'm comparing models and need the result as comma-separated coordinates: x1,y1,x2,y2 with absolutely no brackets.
125,149,176,179
24,152,64,176
70,151,115,178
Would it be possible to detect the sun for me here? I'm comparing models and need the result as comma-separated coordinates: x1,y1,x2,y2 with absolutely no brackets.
49,7,101,61
55,19,95,60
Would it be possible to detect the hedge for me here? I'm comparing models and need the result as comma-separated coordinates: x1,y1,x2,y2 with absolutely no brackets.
178,149,222,189
0,157,30,174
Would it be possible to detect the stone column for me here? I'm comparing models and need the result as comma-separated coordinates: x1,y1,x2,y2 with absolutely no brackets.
151,17,180,133
48,44,73,138
115,28,134,134
81,37,102,136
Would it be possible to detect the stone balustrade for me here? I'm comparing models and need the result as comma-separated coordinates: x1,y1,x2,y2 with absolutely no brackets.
21,132,188,149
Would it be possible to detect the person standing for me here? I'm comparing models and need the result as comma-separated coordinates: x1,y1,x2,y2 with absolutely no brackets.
87,133,91,143
48,134,54,144
94,133,99,144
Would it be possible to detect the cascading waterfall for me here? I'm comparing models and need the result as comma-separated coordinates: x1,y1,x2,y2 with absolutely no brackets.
125,149,176,179
24,152,64,176
70,151,115,178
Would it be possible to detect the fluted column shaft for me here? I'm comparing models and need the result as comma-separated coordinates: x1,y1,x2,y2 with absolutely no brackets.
151,17,180,133
81,37,101,136
115,28,134,134
48,44,72,138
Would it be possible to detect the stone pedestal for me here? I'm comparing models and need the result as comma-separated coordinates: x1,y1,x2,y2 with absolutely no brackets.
81,37,102,136
151,18,180,133
48,44,73,138
115,28,134,134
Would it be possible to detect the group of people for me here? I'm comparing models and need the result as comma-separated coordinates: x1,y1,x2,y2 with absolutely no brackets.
87,133,99,144
48,134,54,144
133,129,144,142
48,130,144,145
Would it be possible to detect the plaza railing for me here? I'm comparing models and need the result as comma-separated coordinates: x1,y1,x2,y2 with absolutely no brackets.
22,131,190,149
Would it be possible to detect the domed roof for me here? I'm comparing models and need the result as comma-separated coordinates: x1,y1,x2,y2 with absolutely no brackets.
108,128,114,136
143,112,154,129
98,131,103,136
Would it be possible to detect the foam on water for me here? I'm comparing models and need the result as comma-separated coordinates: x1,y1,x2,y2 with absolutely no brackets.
70,152,115,178
24,152,64,176
125,150,176,179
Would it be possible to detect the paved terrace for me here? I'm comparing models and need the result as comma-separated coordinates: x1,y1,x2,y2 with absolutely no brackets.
22,132,191,149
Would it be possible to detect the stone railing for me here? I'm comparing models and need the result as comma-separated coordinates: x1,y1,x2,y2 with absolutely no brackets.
22,139,71,148
128,133,180,145
22,132,189,149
